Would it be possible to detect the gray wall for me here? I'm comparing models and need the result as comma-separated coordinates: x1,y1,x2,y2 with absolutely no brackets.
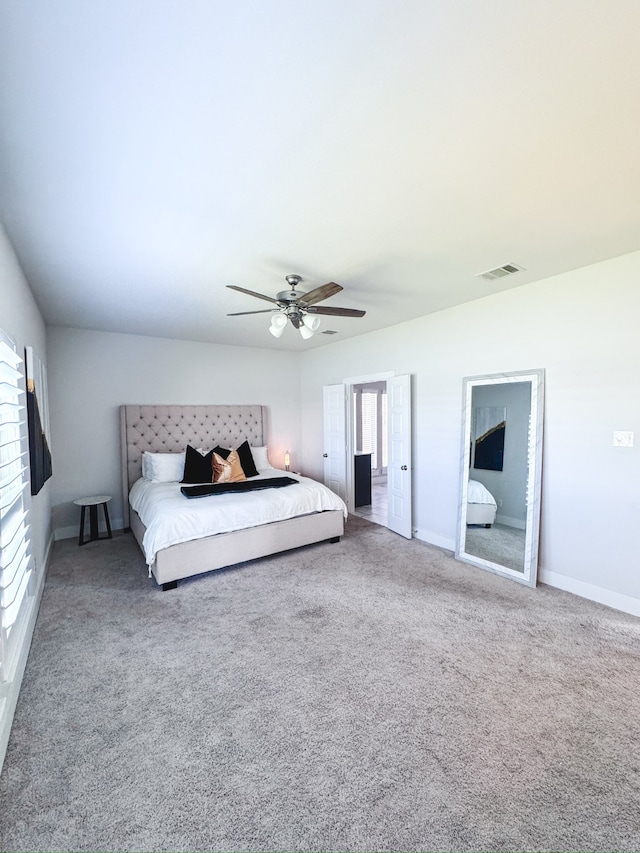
47,327,303,536
299,250,640,614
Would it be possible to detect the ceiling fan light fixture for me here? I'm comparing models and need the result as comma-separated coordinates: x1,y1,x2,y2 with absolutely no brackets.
269,313,287,338
299,313,321,338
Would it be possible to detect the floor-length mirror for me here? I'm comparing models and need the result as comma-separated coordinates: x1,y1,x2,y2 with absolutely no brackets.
455,369,544,587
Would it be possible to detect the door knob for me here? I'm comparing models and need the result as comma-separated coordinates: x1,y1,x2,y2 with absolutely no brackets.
401,464,408,470
323,453,328,458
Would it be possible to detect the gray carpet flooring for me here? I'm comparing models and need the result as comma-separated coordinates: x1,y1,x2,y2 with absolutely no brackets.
464,523,526,572
2,516,640,852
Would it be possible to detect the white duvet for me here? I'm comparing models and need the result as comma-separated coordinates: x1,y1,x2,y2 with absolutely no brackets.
129,469,348,565
467,479,497,506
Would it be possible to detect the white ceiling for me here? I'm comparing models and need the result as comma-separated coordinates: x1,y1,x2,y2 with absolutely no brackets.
2,0,640,351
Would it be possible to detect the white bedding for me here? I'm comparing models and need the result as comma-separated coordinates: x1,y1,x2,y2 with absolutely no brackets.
467,479,497,506
129,469,348,565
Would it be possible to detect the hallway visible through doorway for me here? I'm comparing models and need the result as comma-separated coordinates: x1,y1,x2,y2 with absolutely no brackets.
352,379,388,527
353,478,387,526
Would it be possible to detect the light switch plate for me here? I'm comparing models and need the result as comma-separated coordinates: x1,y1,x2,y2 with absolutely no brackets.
613,430,634,447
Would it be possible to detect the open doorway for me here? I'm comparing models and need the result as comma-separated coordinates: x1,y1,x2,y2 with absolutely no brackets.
352,380,388,526
323,374,412,538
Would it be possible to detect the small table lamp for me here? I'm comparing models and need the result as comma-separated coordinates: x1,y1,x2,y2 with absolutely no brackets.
284,450,290,471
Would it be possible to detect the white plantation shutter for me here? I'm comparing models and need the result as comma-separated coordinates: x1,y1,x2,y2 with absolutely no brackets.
0,329,32,684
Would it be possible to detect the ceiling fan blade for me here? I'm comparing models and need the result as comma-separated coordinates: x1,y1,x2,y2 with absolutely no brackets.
227,310,275,316
227,284,279,305
298,281,343,306
305,306,366,317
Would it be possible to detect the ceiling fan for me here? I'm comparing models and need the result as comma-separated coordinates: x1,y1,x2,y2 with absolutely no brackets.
227,274,366,339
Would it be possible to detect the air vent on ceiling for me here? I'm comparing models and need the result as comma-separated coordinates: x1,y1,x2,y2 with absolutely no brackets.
477,263,524,282
321,330,338,335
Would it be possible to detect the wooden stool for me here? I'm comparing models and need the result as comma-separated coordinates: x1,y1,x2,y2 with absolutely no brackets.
74,495,112,545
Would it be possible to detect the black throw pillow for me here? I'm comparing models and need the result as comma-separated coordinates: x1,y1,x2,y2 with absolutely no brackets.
236,440,259,478
213,445,231,460
181,445,214,484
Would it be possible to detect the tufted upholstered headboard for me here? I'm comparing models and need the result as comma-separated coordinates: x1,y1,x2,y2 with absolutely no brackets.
120,404,266,528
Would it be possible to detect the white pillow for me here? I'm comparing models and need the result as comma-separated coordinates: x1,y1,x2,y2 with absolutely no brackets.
250,446,272,472
141,452,151,480
142,451,186,483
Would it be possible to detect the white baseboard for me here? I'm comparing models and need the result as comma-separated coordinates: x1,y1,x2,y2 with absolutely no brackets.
495,514,526,530
415,529,640,619
539,568,640,619
54,524,77,541
55,516,124,541
0,530,54,774
413,527,456,552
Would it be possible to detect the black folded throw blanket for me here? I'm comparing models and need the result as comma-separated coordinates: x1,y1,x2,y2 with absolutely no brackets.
181,476,299,498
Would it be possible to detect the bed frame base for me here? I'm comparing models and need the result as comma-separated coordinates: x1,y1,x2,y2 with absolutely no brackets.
465,503,497,527
130,508,344,588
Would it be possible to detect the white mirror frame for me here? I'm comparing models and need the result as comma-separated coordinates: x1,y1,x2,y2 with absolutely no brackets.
455,369,545,587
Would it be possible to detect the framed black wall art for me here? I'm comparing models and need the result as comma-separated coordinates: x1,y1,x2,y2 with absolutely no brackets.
25,346,52,494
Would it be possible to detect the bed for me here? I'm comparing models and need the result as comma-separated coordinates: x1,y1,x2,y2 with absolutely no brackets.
466,478,497,527
120,405,346,589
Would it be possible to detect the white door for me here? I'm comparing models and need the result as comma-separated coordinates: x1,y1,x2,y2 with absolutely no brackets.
387,374,412,538
322,384,347,502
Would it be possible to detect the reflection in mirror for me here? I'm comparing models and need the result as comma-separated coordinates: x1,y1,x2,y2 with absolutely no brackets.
455,370,544,587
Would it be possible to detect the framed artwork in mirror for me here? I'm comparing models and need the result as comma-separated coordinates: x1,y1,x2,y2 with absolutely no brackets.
456,369,544,587
473,406,506,471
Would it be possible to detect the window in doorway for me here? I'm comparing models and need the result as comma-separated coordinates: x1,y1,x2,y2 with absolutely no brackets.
354,381,388,476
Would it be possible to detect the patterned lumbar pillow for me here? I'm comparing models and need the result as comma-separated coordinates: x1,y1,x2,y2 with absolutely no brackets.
212,440,259,478
213,449,247,483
